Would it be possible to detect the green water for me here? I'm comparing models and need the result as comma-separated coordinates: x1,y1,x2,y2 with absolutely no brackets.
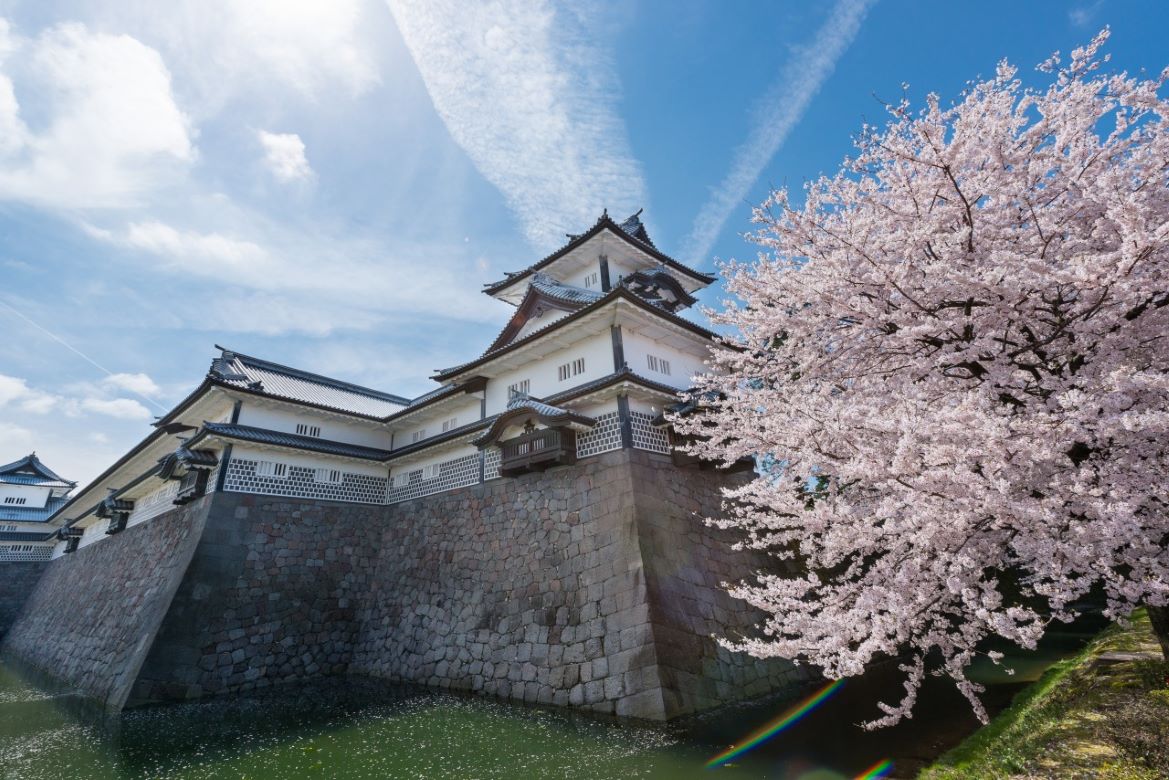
0,617,1105,780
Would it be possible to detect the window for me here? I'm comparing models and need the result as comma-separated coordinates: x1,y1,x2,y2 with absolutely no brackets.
256,461,288,479
441,417,459,433
647,354,672,375
558,357,586,382
296,423,321,438
3,497,26,505
583,271,600,288
422,463,442,480
508,379,530,397
392,471,412,488
313,468,343,484
2,524,16,531
411,429,427,444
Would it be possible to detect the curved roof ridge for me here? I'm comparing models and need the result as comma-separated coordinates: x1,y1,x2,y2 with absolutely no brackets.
482,210,714,296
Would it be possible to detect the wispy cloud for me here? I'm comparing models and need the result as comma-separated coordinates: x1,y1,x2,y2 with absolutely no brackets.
0,372,153,421
257,130,314,182
386,0,646,249
1068,1,1105,28
682,0,874,266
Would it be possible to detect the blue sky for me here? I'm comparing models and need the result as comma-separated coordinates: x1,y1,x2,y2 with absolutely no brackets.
1,0,1165,487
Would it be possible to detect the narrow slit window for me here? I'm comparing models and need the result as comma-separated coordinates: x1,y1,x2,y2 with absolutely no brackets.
583,271,600,288
295,423,322,438
646,354,671,376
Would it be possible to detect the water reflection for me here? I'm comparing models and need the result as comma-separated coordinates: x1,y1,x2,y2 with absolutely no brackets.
0,615,1105,779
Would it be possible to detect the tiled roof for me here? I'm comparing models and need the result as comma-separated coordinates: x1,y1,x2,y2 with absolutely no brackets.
544,368,681,406
471,394,596,447
434,286,721,381
199,423,392,461
384,417,496,462
0,453,75,488
209,348,409,418
0,530,56,542
0,495,71,523
483,210,715,295
505,394,573,418
405,383,462,409
529,273,604,305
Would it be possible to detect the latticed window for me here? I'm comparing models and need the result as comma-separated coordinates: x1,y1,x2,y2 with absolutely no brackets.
295,423,322,437
441,417,458,432
313,468,343,484
411,429,427,443
256,461,288,478
508,379,530,397
3,497,27,505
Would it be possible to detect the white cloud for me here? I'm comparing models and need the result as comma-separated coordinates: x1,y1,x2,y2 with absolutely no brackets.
257,130,314,182
0,373,57,413
0,421,33,450
386,0,646,248
0,18,194,209
76,397,152,420
102,372,162,398
0,372,153,423
87,220,274,283
682,0,874,266
1069,2,1104,27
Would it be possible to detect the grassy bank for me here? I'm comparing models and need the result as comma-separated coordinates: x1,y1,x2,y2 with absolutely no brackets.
921,610,1169,780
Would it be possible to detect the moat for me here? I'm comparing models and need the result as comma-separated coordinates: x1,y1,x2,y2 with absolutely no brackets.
0,615,1104,779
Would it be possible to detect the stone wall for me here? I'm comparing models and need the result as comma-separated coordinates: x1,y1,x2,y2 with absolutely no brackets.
629,453,808,718
351,448,669,718
129,492,378,705
0,561,48,638
350,448,806,719
3,449,804,720
0,496,213,710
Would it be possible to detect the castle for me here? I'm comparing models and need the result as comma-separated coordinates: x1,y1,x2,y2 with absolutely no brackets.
0,212,806,719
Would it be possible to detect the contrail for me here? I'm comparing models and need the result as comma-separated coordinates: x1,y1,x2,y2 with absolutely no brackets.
682,0,875,267
0,298,169,413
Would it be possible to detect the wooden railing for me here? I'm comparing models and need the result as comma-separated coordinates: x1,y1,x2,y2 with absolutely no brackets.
499,427,576,475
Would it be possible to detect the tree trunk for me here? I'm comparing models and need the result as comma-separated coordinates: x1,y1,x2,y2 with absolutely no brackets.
1148,604,1169,660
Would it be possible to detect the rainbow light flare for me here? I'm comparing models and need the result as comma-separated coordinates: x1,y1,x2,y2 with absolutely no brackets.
854,758,894,779
705,679,845,769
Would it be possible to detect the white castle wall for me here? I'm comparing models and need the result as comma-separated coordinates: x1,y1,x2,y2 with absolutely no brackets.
236,404,393,449
484,332,615,416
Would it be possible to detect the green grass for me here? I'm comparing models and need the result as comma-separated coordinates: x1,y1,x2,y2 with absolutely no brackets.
920,610,1169,780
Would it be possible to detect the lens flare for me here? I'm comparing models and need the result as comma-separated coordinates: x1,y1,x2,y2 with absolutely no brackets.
705,679,845,769
854,758,894,779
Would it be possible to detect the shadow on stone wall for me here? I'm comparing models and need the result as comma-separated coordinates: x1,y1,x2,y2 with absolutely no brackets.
0,561,49,638
0,495,214,711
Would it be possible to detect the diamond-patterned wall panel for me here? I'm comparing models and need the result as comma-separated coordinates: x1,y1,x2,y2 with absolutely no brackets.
387,453,481,505
225,459,387,505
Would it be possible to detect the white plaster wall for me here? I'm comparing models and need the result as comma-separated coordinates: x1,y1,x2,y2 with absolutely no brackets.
390,398,482,450
0,484,51,509
235,403,393,448
484,331,615,416
621,330,711,391
228,445,389,480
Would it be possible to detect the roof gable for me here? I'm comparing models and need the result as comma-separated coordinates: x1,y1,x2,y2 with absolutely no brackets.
0,453,75,487
483,275,602,354
482,210,715,299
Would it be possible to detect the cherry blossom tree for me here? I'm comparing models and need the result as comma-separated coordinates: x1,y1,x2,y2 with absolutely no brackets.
675,30,1169,726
